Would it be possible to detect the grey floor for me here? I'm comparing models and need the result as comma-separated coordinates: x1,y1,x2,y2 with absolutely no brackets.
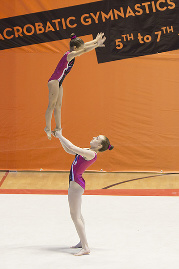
0,194,179,269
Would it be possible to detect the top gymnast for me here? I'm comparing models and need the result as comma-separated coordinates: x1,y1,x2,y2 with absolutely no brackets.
45,32,106,140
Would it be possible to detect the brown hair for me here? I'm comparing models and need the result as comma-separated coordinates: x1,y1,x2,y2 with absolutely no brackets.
98,136,114,152
70,33,84,49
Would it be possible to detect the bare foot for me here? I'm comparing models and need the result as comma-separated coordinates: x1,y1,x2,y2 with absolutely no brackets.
71,242,82,248
44,127,51,140
74,248,90,256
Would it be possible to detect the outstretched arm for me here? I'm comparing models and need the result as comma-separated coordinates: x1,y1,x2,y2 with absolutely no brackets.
84,33,105,47
67,33,106,62
56,130,95,160
60,141,76,155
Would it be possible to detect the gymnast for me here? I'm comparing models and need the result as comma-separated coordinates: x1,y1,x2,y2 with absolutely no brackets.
45,32,106,140
53,129,114,256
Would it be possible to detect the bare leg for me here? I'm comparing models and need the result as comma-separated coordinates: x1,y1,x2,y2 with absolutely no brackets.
45,80,59,139
71,215,85,248
53,85,63,130
68,182,90,256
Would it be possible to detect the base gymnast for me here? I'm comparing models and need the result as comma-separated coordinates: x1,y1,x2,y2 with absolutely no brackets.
53,129,114,256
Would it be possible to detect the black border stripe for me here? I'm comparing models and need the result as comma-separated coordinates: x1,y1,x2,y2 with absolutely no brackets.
102,173,176,189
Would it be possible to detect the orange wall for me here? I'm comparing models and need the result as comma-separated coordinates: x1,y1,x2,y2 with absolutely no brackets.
0,0,179,172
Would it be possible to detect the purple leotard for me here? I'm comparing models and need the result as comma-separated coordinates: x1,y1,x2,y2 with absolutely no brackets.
69,153,97,190
48,51,75,85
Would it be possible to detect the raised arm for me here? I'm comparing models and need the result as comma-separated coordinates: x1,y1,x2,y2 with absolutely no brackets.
67,33,106,62
60,141,76,155
84,33,105,47
56,130,95,160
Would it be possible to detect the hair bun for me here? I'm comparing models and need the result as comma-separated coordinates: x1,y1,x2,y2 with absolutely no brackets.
70,33,77,40
108,145,114,151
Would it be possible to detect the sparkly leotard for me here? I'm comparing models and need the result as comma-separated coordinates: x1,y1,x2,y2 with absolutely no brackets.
48,51,75,86
69,153,97,190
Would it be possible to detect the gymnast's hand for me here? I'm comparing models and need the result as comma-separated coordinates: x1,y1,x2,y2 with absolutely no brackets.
51,128,62,138
96,32,106,47
55,129,62,138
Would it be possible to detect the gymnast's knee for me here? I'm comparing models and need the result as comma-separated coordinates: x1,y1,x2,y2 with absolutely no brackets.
70,211,81,223
54,103,62,111
48,102,56,110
